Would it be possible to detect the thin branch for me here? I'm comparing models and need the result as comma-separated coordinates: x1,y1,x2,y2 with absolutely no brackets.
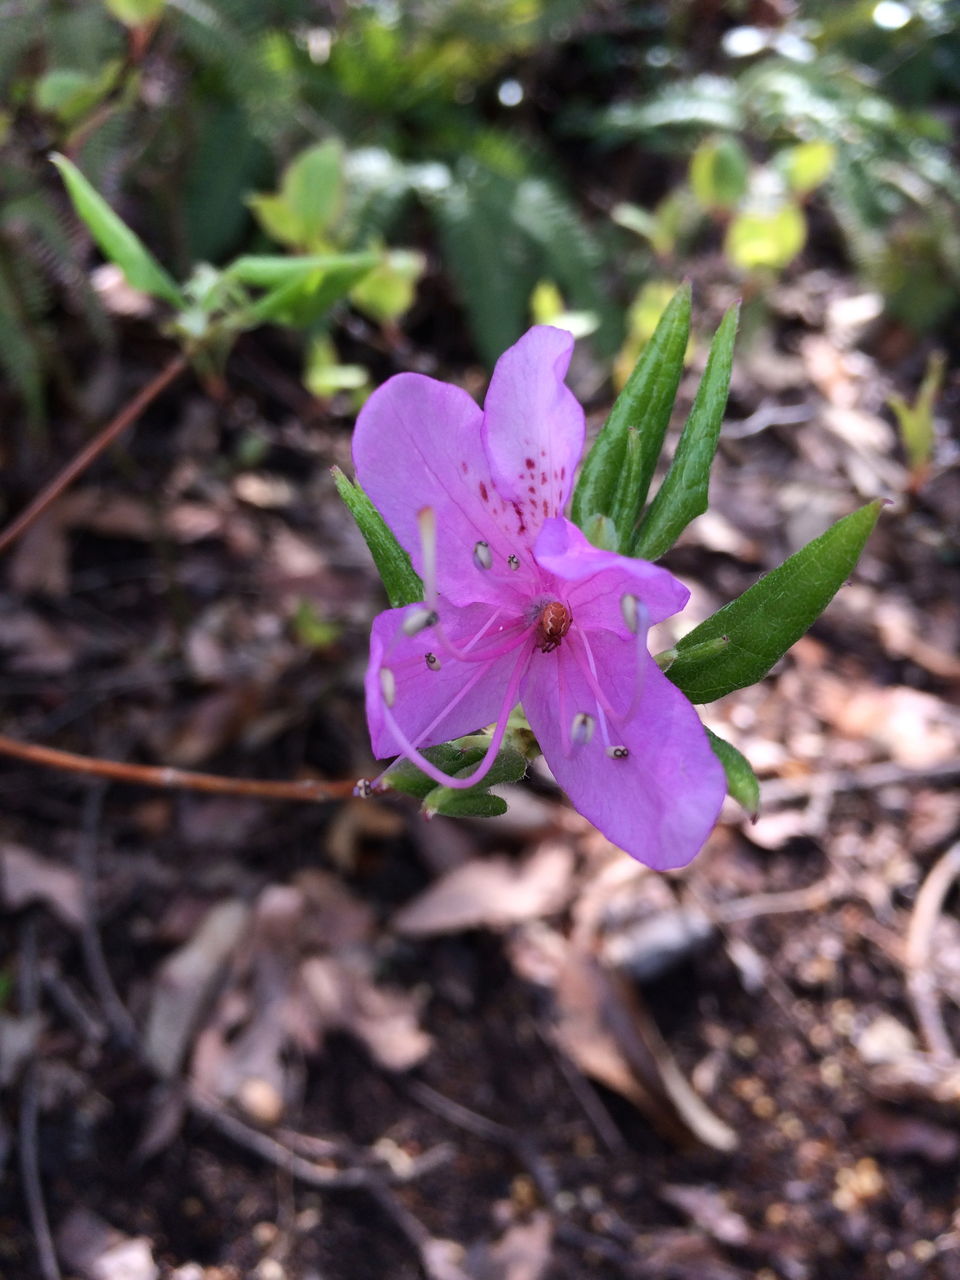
0,733,357,802
0,353,189,557
905,842,960,1063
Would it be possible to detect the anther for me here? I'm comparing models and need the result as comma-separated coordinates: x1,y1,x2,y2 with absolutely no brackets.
379,667,396,707
606,745,630,759
473,540,493,570
354,779,374,798
571,712,595,745
424,652,441,671
621,593,639,633
402,606,438,636
507,554,520,570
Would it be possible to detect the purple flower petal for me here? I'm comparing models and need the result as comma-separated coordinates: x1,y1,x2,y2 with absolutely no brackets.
533,517,690,631
521,633,726,870
365,602,520,760
353,373,533,605
482,327,584,543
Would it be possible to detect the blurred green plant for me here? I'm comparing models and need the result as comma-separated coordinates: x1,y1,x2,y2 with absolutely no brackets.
888,349,945,476
594,51,960,328
52,152,378,381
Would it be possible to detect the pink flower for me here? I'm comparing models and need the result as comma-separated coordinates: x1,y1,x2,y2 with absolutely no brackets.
354,326,726,869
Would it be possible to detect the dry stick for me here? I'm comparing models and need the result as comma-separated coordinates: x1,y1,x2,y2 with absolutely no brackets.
905,841,960,1063
0,733,357,802
0,352,189,557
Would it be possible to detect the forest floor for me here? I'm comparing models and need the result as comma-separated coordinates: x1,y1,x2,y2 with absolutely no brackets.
2,265,960,1280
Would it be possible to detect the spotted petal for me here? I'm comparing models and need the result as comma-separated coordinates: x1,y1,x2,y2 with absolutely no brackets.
482,327,584,544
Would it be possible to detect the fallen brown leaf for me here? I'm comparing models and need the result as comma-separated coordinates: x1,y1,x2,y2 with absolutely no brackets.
393,843,574,937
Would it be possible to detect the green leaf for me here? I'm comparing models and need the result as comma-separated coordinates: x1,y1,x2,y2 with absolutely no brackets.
666,500,884,704
50,153,185,308
247,140,345,250
103,0,164,25
631,303,739,561
778,141,836,196
230,253,378,328
689,136,750,212
571,282,691,550
384,741,486,800
424,791,509,818
350,248,425,324
725,203,806,272
888,350,944,471
331,467,422,608
706,729,759,817
422,743,527,817
226,252,377,288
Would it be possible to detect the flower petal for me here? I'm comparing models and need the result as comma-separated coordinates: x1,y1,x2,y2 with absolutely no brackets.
482,327,584,542
352,372,533,605
365,602,521,760
533,517,689,631
521,633,725,870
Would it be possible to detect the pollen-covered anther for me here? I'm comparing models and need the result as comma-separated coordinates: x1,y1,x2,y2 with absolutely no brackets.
621,592,639,634
379,666,396,707
354,779,374,798
571,712,595,745
507,554,520,570
606,745,630,759
473,540,493,570
424,652,441,671
402,606,438,636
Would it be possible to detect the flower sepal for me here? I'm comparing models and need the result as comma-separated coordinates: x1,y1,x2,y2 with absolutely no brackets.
381,733,528,818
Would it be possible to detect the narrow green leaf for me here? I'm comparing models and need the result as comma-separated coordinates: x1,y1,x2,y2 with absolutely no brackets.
631,302,739,561
706,729,759,817
667,500,883,704
332,467,422,608
424,790,508,818
226,253,376,287
239,255,379,328
422,743,527,817
571,282,691,548
51,153,185,307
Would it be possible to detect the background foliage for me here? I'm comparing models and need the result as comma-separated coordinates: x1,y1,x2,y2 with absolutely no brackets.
1,0,957,429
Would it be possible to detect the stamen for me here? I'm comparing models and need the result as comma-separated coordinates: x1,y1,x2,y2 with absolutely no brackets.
606,745,629,759
354,778,375,797
418,507,438,605
473,540,493,570
507,554,520,571
424,652,441,671
571,712,595,745
378,646,528,791
402,606,438,636
379,667,396,707
621,592,639,633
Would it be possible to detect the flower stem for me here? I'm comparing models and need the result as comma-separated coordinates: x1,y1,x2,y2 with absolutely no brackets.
0,733,355,802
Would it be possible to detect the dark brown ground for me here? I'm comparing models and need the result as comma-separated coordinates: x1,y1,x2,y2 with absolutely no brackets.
1,270,960,1280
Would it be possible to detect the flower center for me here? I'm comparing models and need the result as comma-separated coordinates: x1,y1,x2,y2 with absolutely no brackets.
534,600,572,653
